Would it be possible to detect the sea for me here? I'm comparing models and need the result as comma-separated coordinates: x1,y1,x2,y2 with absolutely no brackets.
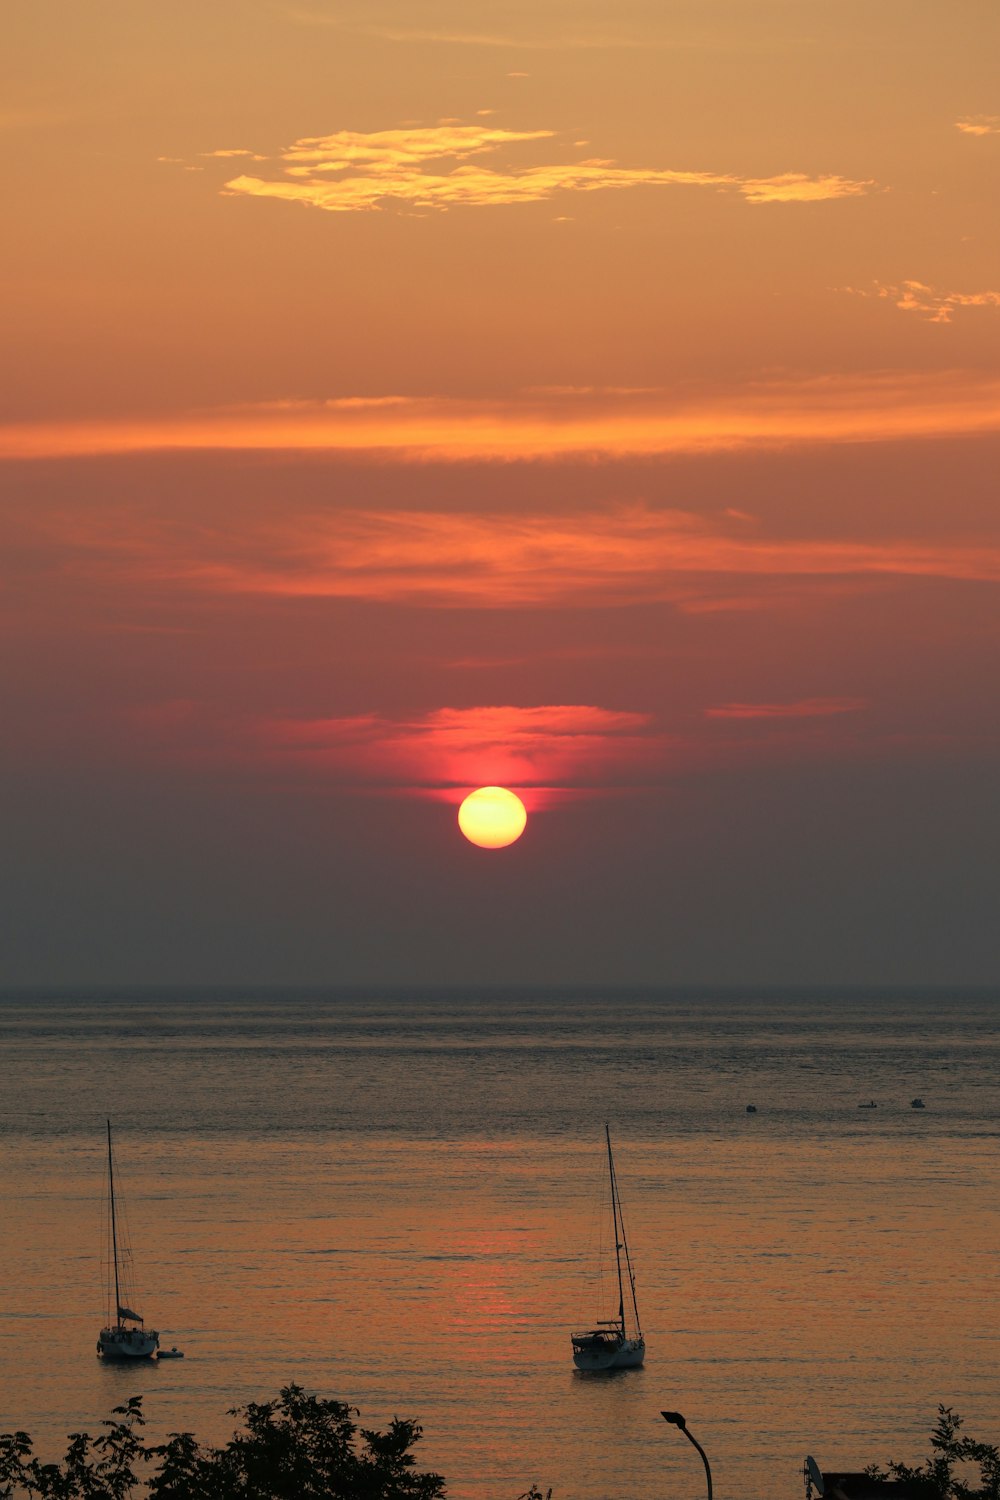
1,988,998,1500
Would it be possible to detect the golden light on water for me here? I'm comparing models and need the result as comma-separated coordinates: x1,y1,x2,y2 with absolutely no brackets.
457,787,527,849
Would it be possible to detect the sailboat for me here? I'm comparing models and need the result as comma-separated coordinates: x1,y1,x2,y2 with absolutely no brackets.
571,1125,645,1371
97,1121,159,1359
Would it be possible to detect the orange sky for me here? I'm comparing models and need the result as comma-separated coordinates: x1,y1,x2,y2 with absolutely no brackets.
2,0,999,984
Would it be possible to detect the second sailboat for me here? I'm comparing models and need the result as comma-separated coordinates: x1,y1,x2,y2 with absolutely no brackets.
571,1125,645,1371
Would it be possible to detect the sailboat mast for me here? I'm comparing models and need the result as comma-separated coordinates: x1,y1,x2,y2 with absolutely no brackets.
107,1119,122,1329
608,1124,642,1337
620,1187,642,1337
606,1123,626,1331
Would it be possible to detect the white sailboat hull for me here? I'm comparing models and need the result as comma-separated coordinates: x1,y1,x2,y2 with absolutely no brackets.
572,1333,645,1371
98,1325,159,1359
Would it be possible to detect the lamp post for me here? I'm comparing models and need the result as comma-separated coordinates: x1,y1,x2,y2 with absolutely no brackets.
661,1411,713,1500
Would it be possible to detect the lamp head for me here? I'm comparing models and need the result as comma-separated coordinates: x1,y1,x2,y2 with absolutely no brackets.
661,1411,687,1429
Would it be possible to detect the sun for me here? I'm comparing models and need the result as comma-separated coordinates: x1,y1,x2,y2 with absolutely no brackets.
457,786,527,849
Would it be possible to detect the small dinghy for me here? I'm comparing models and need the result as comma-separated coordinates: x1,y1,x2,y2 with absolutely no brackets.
910,1097,926,1109
157,1347,185,1359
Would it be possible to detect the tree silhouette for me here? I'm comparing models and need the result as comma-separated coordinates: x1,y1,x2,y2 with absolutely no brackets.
0,1388,445,1500
867,1407,1000,1500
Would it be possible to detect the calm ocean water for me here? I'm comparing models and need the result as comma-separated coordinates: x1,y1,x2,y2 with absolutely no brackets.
1,989,998,1499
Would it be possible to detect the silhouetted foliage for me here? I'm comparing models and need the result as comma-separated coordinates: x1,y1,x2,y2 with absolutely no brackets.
0,1388,558,1498
1,1387,446,1499
866,1407,1000,1500
0,1396,151,1499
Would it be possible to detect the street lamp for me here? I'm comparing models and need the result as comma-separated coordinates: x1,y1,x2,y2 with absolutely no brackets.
661,1411,713,1500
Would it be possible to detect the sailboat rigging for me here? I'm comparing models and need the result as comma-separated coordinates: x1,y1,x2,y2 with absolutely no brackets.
571,1124,645,1371
97,1121,159,1359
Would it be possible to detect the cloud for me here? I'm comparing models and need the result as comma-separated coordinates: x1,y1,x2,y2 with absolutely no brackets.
865,280,1000,324
278,123,553,170
213,120,874,215
111,701,686,797
736,173,872,205
14,497,1000,614
116,693,894,794
0,105,71,131
165,511,1000,605
200,148,268,160
5,372,1000,462
256,704,662,796
281,6,644,49
955,115,1000,136
705,698,866,720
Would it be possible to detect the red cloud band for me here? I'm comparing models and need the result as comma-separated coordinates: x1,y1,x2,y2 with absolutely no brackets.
257,704,660,798
705,698,866,720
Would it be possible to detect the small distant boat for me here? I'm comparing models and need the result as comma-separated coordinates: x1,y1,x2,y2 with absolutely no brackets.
746,1104,758,1114
571,1125,645,1371
157,1346,185,1359
857,1100,878,1109
910,1098,926,1109
97,1121,159,1360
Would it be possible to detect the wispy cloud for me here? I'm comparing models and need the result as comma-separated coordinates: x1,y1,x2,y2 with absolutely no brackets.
15,499,1000,613
255,703,660,795
112,686,904,792
5,372,999,462
200,148,268,160
279,123,551,169
282,5,645,49
955,115,1000,136
160,512,1000,606
0,105,71,131
705,698,866,720
213,120,875,215
858,280,1000,323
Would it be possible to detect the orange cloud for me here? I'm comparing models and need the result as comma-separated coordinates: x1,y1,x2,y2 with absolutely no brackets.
280,123,551,165
283,9,663,49
216,120,874,214
199,147,268,160
955,115,1000,136
4,372,1000,461
866,280,1000,323
705,698,866,720
16,499,1000,612
181,510,1000,605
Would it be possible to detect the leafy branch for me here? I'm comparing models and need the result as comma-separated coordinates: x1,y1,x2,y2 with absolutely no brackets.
1,1386,554,1499
866,1407,1000,1500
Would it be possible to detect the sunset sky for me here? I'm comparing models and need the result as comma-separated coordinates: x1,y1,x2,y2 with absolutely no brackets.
3,0,999,985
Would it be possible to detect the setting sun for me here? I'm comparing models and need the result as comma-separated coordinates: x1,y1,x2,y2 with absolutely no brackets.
457,787,527,849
